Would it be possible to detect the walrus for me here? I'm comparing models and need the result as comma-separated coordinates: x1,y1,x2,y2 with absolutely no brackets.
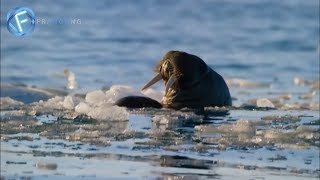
115,50,232,109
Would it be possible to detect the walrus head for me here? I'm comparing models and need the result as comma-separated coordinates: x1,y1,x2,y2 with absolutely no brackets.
142,51,221,109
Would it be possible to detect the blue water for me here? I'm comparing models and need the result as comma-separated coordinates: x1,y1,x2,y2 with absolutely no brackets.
1,0,319,93
1,1,320,179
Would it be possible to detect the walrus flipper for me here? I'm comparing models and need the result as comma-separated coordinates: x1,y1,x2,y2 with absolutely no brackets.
115,96,162,108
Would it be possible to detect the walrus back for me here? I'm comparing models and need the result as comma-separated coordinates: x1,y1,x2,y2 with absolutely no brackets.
206,68,232,106
167,67,232,109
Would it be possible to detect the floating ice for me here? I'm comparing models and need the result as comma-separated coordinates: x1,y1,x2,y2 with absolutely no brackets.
0,97,24,106
85,85,151,106
1,110,37,121
38,96,65,109
281,102,320,110
256,98,275,108
35,96,75,111
27,86,132,121
226,78,270,88
63,96,74,110
66,128,111,146
152,115,178,125
0,97,24,110
87,103,129,121
261,115,300,123
293,77,320,90
105,85,144,104
67,128,101,140
241,98,278,109
299,91,317,100
195,117,319,149
195,119,256,136
80,87,132,121
309,102,320,110
75,102,90,114
3,110,26,117
85,90,108,106
293,77,305,86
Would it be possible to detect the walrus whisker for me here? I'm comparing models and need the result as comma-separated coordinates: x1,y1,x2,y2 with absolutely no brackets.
141,73,162,91
165,75,177,94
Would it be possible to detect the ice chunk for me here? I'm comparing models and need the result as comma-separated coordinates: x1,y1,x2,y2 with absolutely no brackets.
63,96,74,110
31,90,129,121
85,90,107,106
87,103,129,121
256,98,275,108
66,128,111,145
0,97,24,110
195,119,256,135
282,102,318,110
152,115,178,125
293,77,304,86
282,103,295,109
67,128,101,140
85,85,163,107
226,78,270,88
105,85,144,104
293,77,320,89
0,97,24,106
1,110,37,121
75,102,91,114
36,96,75,110
299,91,317,100
3,110,26,117
78,97,129,121
309,102,320,110
40,96,65,109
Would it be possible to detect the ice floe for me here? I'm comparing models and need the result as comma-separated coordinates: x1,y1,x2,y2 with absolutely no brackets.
105,85,144,104
226,78,270,88
0,97,24,110
87,104,129,121
195,117,319,149
256,98,275,108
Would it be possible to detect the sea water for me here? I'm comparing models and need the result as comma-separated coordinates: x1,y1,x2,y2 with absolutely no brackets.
1,0,319,179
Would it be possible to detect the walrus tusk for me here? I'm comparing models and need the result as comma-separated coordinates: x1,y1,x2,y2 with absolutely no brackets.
141,73,162,91
165,75,177,94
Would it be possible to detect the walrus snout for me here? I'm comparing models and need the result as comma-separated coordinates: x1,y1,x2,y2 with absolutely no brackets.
142,60,179,96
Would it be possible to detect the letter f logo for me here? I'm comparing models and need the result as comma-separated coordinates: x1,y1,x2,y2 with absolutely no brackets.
7,7,35,36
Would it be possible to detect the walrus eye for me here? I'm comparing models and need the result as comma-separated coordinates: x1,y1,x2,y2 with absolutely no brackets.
161,60,174,79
